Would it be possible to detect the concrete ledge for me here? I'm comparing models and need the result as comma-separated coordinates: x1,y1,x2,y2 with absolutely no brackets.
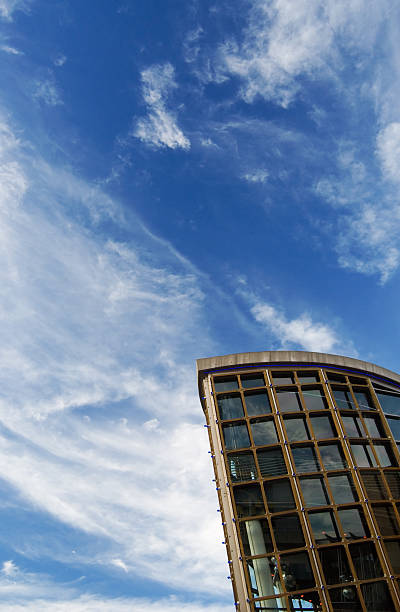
196,350,400,386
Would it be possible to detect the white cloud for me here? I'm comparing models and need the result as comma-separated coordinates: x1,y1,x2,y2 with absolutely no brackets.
134,63,190,150
376,122,400,182
54,54,67,67
241,168,268,184
251,301,343,353
0,0,28,20
33,79,63,106
0,44,22,55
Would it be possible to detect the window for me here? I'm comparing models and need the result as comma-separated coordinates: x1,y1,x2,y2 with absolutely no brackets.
233,484,265,517
308,510,340,544
372,504,400,535
214,376,238,392
350,442,376,468
386,416,400,440
361,581,396,612
328,586,362,611
342,415,364,437
283,417,311,441
310,415,336,439
349,542,383,580
331,387,355,410
353,389,375,411
302,387,328,411
300,477,330,507
373,442,396,467
360,471,388,500
264,478,295,513
222,422,250,450
244,391,272,416
217,394,244,420
363,416,385,438
384,540,400,574
228,452,257,482
257,447,287,478
240,373,265,388
250,418,279,446
276,390,302,412
239,519,273,556
297,371,320,383
319,443,348,470
246,557,275,598
279,552,315,591
328,473,358,504
272,371,294,385
376,390,400,416
384,471,400,498
291,446,320,473
319,546,352,585
326,372,346,382
271,514,305,550
338,507,369,540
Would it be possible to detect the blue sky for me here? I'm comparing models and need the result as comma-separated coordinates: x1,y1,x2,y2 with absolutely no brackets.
0,0,400,609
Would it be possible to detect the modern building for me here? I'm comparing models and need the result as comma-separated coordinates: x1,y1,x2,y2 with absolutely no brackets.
197,351,400,612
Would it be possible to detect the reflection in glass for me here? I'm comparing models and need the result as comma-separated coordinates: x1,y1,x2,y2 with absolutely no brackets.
276,390,302,412
246,557,275,598
245,391,272,416
372,504,400,535
222,422,250,450
302,387,328,411
264,479,296,513
241,373,265,388
363,416,385,438
328,585,362,611
328,474,358,504
257,447,287,478
214,376,238,392
349,542,383,580
319,546,352,585
291,446,320,473
217,394,244,420
279,552,315,591
331,387,355,410
350,443,376,467
384,540,400,574
360,471,388,500
326,372,346,382
361,581,396,612
310,416,336,439
297,371,319,383
338,508,369,540
234,484,265,517
251,418,279,446
342,416,364,437
288,592,322,611
240,519,273,556
273,372,294,385
300,477,330,507
386,416,400,440
353,389,375,411
272,514,305,550
373,442,396,467
228,452,257,482
385,471,400,498
376,390,400,415
283,417,311,441
308,510,340,544
319,443,348,470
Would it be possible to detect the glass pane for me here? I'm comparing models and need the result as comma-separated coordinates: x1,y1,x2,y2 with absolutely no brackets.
332,387,356,410
350,443,377,467
279,552,315,591
329,586,362,611
233,484,265,517
251,418,279,446
349,542,383,580
276,390,302,412
319,443,348,470
385,471,400,498
319,546,352,585
283,417,311,441
264,479,295,513
384,540,400,574
273,371,294,385
327,372,346,382
246,557,275,598
288,592,322,610
338,508,369,540
361,581,396,612
363,416,385,438
222,422,250,450
297,371,319,383
310,416,336,439
349,376,367,385
360,471,388,500
240,519,273,555
245,391,272,416
353,389,375,411
308,510,340,544
241,373,265,388
374,443,396,467
217,394,244,420
257,448,287,478
254,597,287,611
300,477,330,507
342,416,364,437
386,417,400,440
302,387,328,411
376,391,400,416
328,474,358,504
228,452,257,482
372,505,400,535
214,376,238,392
291,446,320,473
272,514,305,550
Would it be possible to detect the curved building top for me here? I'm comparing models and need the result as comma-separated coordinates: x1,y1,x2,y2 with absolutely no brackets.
197,350,400,387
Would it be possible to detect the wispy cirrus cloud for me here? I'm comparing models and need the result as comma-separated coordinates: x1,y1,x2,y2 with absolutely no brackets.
0,0,29,21
134,63,190,150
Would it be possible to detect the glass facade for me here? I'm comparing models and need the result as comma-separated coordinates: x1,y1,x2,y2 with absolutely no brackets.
199,354,400,612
